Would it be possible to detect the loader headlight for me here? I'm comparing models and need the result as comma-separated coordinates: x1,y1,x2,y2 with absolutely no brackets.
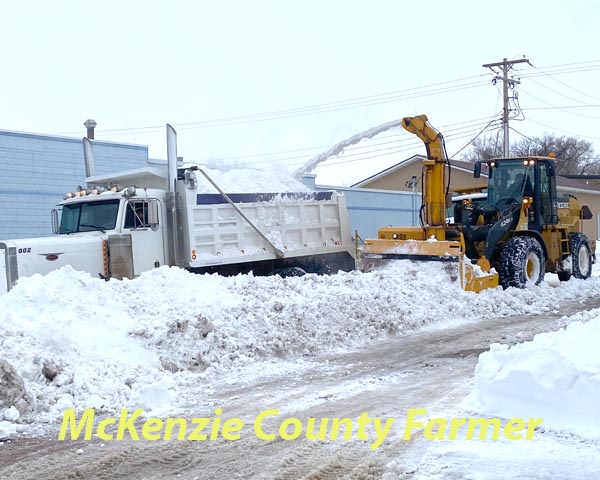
392,233,399,240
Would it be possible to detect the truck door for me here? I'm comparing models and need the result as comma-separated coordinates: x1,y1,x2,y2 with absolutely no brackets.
124,199,166,276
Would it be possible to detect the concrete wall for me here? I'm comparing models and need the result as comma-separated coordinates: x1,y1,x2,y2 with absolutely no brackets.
0,130,149,239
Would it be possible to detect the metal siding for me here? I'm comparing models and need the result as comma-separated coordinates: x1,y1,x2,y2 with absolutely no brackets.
313,185,419,238
0,131,149,239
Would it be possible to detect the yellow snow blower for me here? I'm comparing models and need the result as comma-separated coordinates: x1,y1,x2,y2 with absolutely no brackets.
359,114,593,292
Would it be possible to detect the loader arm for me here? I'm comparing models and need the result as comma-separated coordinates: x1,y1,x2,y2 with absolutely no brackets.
401,115,448,235
359,114,499,293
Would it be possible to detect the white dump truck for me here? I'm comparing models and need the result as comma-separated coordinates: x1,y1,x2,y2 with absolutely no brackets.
0,126,355,293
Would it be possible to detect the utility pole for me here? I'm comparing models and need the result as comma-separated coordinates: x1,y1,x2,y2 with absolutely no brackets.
482,57,530,157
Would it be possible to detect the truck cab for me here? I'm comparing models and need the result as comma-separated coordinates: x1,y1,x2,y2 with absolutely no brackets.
55,186,168,278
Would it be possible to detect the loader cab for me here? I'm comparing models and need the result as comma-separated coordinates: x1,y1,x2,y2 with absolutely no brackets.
485,157,558,231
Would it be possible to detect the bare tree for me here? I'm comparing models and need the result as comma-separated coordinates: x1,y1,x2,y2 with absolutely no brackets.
512,134,596,175
462,133,596,175
461,135,503,163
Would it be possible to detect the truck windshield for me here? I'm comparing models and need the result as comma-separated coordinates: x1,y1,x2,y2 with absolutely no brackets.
488,160,534,208
59,199,120,233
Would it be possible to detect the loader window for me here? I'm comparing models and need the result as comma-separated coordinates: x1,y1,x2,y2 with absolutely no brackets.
59,199,120,234
539,163,556,224
488,160,533,208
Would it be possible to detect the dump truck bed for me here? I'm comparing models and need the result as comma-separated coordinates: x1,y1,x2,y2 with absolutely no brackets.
181,190,354,269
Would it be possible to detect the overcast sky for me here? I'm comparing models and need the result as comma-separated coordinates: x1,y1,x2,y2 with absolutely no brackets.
2,0,600,186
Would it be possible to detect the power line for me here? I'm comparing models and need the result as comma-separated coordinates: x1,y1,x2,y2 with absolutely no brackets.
281,121,504,169
522,105,600,111
528,63,600,102
240,117,501,166
519,87,600,120
523,116,600,142
525,76,596,106
450,114,503,158
48,58,600,139
54,76,490,136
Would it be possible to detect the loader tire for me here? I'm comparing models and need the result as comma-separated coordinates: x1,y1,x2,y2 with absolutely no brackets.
570,232,592,280
498,236,545,289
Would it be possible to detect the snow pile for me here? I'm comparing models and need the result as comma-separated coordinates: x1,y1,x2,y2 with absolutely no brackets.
464,310,600,438
0,262,599,435
192,165,309,193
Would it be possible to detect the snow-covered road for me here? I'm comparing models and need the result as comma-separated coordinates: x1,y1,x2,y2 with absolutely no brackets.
1,267,599,479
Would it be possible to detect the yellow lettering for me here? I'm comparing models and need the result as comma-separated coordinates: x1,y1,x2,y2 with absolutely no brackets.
355,413,371,441
116,409,143,440
503,418,525,440
58,408,95,441
466,418,501,441
164,418,187,440
141,418,164,441
221,418,243,441
254,409,279,441
279,418,303,441
97,417,116,441
306,417,329,441
403,408,427,440
371,418,394,450
424,418,447,441
188,417,210,441
210,408,223,441
525,418,543,440
330,418,353,441
448,417,466,440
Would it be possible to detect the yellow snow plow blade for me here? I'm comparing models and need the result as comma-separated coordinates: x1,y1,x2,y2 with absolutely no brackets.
359,239,498,293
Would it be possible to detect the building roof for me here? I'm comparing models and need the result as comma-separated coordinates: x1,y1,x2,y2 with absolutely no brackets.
351,155,488,188
352,155,600,195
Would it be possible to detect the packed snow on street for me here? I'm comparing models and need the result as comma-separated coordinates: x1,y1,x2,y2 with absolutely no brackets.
0,165,599,478
0,257,599,478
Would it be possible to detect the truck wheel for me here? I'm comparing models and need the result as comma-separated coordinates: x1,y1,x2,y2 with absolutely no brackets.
498,236,545,289
277,267,307,278
570,232,592,279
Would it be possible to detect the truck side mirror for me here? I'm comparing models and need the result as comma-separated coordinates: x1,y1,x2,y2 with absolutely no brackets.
148,200,160,229
51,209,60,234
473,162,482,178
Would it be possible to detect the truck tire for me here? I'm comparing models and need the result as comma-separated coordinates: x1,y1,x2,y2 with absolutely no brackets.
498,236,545,289
277,267,307,278
570,232,592,280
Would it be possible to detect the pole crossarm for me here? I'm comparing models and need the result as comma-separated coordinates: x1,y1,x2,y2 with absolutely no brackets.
482,57,531,157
